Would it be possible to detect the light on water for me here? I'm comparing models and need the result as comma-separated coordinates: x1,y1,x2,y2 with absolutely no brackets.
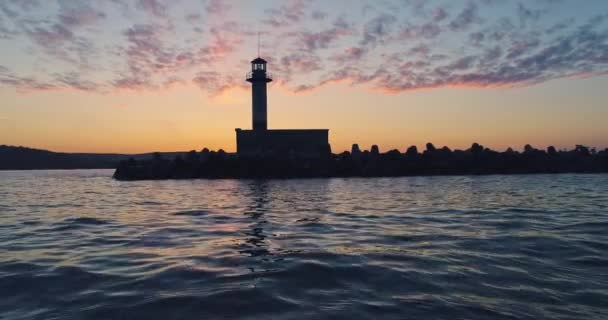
1,170,608,319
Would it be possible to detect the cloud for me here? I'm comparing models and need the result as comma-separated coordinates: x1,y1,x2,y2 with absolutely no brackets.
0,0,39,17
22,21,97,67
54,72,98,92
262,0,311,27
0,74,58,91
2,1,103,69
361,13,397,46
469,31,485,46
192,71,244,95
506,38,541,59
136,0,167,19
0,13,17,39
0,0,606,97
111,22,189,90
122,23,170,71
185,13,202,24
399,22,441,40
293,17,355,52
284,12,608,94
206,0,231,16
449,2,480,31
0,65,95,92
517,3,543,26
58,2,106,27
112,76,156,91
311,10,327,21
330,47,366,64
408,44,430,57
432,7,448,22
280,52,322,73
479,46,503,66
27,23,74,44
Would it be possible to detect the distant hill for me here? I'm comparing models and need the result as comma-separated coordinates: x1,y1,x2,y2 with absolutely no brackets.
0,145,188,170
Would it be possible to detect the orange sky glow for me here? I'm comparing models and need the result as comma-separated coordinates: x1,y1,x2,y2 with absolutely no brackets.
2,73,607,154
1,0,607,154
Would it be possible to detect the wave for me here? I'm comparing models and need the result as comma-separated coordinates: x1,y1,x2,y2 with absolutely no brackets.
171,210,209,217
2,174,608,319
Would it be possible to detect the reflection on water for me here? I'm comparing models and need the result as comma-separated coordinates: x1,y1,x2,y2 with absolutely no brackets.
241,181,270,261
1,170,608,320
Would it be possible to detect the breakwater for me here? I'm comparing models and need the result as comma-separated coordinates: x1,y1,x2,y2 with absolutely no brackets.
113,143,608,180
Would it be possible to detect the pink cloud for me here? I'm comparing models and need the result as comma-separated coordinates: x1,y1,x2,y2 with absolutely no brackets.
136,0,167,18
0,1,606,98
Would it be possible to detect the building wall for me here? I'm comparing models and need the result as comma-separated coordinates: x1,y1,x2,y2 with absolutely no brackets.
236,129,331,158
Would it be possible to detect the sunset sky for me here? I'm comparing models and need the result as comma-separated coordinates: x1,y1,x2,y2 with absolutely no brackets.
1,0,607,153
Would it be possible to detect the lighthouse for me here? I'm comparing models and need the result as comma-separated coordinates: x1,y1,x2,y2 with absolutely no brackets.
236,56,330,159
246,57,272,131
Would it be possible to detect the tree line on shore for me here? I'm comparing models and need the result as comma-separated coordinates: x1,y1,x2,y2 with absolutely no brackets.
114,143,608,180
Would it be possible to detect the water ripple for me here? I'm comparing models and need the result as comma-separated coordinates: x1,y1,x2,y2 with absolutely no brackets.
0,170,607,319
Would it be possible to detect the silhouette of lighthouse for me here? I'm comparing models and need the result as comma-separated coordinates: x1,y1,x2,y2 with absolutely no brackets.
246,57,272,131
236,55,330,159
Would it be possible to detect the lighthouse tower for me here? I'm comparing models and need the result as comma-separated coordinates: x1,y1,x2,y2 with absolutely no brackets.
246,57,272,131
236,56,330,159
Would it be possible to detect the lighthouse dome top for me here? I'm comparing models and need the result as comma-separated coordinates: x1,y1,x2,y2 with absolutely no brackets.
251,57,267,64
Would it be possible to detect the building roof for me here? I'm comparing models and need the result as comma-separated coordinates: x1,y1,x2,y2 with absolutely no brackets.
236,129,329,133
251,57,267,64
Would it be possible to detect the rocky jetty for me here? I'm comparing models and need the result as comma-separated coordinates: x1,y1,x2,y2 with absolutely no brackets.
113,143,608,180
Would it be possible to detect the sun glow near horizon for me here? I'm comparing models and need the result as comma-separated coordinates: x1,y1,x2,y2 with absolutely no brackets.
2,73,607,154
1,0,607,154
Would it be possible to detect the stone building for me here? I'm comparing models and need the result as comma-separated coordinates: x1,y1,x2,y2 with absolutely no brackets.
235,57,331,158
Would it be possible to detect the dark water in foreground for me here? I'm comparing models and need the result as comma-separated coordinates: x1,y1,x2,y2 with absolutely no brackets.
1,170,607,320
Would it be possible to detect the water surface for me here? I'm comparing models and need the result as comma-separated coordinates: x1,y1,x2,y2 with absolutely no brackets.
1,170,607,319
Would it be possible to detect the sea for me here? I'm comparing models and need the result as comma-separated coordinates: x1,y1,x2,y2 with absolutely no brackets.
0,170,607,320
